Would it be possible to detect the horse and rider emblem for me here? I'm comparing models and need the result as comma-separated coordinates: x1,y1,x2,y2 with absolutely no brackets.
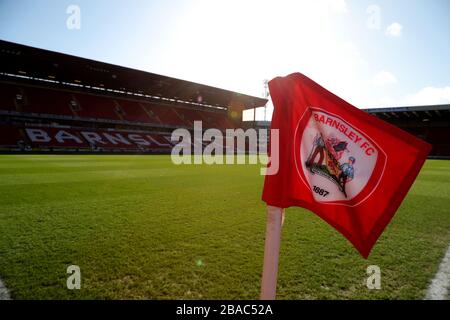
296,109,381,204
305,133,356,198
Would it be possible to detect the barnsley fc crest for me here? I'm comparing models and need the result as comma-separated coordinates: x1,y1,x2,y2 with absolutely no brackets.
295,108,386,206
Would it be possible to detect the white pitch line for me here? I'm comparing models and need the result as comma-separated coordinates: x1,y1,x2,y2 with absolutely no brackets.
0,278,11,300
425,243,450,300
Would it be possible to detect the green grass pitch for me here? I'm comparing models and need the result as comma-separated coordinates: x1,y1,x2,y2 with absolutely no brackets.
0,155,449,299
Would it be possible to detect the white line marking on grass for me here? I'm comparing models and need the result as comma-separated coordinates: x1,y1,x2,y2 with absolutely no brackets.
0,278,11,300
425,243,450,300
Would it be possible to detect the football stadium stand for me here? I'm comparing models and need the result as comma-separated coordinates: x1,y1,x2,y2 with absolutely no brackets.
364,106,450,159
0,39,448,158
0,40,266,153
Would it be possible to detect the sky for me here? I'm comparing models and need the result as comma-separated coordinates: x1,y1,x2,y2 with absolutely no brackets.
0,0,449,120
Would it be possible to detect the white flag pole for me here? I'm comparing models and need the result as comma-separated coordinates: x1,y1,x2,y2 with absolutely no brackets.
260,205,285,300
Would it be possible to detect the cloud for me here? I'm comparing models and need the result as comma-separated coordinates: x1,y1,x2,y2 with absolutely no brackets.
386,22,403,37
372,71,398,86
403,86,450,106
361,85,450,109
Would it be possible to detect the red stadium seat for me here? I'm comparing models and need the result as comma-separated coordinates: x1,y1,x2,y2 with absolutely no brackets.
74,93,121,120
22,86,74,116
1,82,243,131
0,83,20,111
173,107,203,126
22,126,176,152
0,126,25,146
24,127,89,148
143,103,187,127
1,81,247,154
115,99,156,123
202,111,236,129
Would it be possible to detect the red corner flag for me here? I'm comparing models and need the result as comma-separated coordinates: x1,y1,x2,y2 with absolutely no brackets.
262,73,432,258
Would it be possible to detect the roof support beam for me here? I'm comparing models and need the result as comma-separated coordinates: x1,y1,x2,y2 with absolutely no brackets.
390,112,399,118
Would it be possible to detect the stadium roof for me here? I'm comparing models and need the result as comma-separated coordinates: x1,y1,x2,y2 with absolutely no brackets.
364,104,450,122
0,39,267,110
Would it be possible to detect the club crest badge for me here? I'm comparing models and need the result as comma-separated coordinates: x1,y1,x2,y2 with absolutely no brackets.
295,108,387,206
